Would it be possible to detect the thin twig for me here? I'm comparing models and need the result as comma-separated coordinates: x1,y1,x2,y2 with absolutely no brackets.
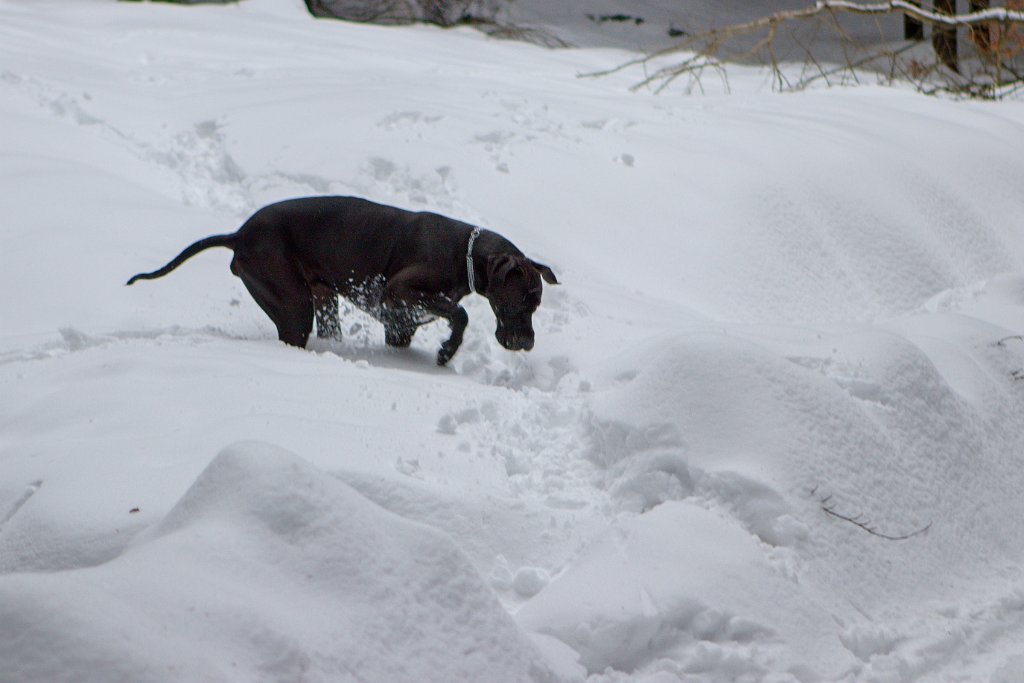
814,489,932,541
803,41,918,88
822,500,932,540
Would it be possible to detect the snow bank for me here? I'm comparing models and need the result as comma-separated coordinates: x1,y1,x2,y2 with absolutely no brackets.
516,501,841,681
0,442,560,683
572,316,1024,679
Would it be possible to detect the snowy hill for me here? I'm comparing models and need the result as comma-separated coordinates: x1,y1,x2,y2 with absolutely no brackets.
3,1,1024,682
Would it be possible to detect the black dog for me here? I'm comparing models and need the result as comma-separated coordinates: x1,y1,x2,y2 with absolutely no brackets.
127,196,558,365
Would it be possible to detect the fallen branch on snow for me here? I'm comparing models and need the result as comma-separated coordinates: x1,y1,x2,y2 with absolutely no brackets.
585,0,1024,98
812,488,932,541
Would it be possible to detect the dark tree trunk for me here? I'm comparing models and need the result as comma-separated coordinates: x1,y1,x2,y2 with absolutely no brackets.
905,1,925,40
968,0,992,52
933,0,959,71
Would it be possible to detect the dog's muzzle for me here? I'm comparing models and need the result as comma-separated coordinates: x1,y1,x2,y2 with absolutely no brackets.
496,323,535,352
500,334,535,352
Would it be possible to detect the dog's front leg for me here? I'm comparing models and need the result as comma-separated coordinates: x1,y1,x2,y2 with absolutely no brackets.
436,304,468,366
384,268,468,366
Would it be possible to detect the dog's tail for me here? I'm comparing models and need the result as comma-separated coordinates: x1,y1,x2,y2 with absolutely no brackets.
126,233,236,285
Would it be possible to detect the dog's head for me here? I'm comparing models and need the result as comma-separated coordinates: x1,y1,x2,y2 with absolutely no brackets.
484,254,558,352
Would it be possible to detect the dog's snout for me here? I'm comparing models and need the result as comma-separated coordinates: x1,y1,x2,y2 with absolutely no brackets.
497,332,535,351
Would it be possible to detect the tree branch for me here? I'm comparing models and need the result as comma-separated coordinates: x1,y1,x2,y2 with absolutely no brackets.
822,500,932,540
813,488,932,541
584,1,1024,98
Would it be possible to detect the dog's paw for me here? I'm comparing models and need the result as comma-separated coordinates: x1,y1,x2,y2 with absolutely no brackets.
437,343,458,366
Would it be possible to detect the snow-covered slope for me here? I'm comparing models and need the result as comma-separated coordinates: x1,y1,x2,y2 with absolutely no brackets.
2,442,561,682
3,1,1024,682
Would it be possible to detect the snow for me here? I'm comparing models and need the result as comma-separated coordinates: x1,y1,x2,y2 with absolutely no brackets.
1,442,559,683
2,1,1024,681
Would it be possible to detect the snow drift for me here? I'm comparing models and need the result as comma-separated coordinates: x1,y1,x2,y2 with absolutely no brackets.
0,442,559,683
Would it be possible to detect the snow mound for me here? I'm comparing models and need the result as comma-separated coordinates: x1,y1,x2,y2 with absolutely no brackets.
0,442,561,683
572,324,1024,678
516,501,842,681
585,326,1024,547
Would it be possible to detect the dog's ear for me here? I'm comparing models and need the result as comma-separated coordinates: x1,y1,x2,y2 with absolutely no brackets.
529,259,559,285
487,253,519,285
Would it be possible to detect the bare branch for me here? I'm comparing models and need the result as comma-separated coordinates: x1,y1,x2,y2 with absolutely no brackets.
816,491,932,541
684,1,1024,38
820,0,1024,26
584,0,1024,99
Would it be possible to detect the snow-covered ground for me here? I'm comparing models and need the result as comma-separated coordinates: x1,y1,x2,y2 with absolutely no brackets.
3,1,1024,681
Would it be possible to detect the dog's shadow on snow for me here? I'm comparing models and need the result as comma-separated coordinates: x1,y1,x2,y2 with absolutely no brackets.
307,337,456,377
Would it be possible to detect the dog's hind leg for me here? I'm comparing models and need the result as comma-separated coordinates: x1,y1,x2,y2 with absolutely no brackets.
231,255,313,348
311,283,341,340
379,301,425,348
383,318,417,348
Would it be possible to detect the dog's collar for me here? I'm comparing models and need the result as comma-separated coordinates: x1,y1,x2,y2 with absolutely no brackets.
466,227,482,294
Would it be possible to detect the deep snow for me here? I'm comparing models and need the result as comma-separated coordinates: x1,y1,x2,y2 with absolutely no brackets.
3,1,1024,682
